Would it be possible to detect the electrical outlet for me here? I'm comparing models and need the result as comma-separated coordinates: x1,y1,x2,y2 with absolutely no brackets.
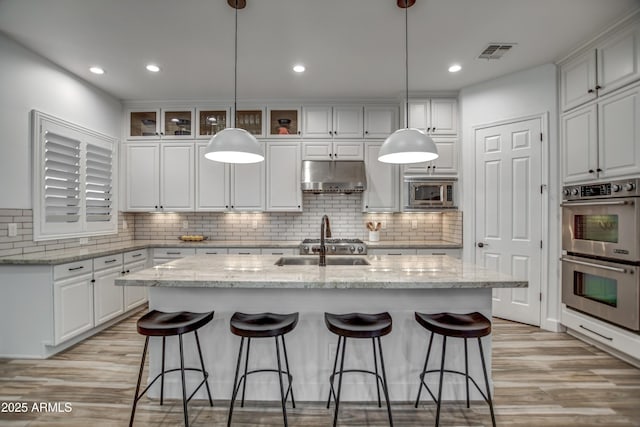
252,220,258,229
122,220,128,230
7,223,17,237
182,220,189,230
411,220,418,229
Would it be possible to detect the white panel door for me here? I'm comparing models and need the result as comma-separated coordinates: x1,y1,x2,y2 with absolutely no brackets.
94,264,124,325
363,142,399,212
560,50,598,111
333,141,364,160
196,142,230,210
407,101,429,131
160,143,195,211
302,141,333,160
430,98,458,135
597,24,640,97
302,106,332,138
475,118,542,326
598,84,640,179
53,273,94,344
364,105,398,138
124,260,148,310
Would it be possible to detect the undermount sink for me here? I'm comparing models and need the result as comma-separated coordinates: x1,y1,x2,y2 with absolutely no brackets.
275,257,370,266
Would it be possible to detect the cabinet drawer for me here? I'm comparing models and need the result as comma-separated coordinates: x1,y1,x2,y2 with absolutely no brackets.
153,248,196,258
93,254,124,271
124,249,148,264
228,248,261,255
196,248,229,255
416,248,461,258
54,259,93,281
369,249,417,255
261,248,296,255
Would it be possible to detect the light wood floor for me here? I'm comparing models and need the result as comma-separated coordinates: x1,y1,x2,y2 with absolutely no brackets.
1,312,639,426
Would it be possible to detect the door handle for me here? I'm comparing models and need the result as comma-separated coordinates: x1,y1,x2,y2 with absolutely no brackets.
561,257,628,273
477,242,487,248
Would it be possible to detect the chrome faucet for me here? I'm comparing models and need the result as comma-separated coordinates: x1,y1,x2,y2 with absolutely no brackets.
319,215,332,267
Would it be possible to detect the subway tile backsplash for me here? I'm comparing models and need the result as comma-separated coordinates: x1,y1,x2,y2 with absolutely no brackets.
134,194,462,243
0,195,461,257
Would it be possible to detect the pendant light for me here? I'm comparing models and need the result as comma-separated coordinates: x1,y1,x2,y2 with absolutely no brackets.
378,0,438,164
204,0,264,164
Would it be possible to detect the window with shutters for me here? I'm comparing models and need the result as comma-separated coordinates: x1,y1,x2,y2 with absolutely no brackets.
32,110,118,241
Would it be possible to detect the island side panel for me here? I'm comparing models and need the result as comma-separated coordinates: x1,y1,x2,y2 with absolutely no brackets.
145,286,493,402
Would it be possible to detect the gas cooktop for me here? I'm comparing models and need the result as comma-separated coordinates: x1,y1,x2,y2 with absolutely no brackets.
299,238,367,255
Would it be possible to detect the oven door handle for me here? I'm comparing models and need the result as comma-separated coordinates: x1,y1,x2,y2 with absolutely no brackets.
560,200,633,207
561,257,628,273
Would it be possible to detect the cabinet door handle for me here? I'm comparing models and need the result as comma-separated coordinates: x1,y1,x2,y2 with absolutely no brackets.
104,259,117,264
166,251,181,255
595,85,602,90
596,168,602,172
587,89,595,93
588,169,595,173
68,266,84,271
132,253,143,258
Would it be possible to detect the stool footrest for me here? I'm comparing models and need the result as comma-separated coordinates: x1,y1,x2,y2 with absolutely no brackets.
328,368,387,409
134,368,211,406
417,369,489,405
232,368,295,404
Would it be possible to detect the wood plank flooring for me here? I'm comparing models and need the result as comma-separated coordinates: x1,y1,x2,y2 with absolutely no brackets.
1,311,639,426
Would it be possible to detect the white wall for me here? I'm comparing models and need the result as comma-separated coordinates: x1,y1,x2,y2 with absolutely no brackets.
0,33,122,209
459,63,561,331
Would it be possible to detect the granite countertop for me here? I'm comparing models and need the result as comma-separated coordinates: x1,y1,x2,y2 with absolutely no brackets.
115,254,526,290
0,239,461,265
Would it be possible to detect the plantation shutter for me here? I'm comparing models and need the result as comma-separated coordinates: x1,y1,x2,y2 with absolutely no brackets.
85,142,113,222
43,131,81,223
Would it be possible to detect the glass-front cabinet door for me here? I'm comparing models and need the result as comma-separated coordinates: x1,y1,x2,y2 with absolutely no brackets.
235,108,265,137
268,107,301,137
197,107,230,139
127,109,161,139
162,108,194,139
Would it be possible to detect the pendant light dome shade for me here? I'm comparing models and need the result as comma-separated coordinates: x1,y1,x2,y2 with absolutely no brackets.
378,128,438,164
204,128,264,164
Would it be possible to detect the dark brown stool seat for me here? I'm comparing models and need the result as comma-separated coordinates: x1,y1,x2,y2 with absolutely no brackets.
228,312,298,427
129,310,214,427
325,312,393,427
414,311,496,427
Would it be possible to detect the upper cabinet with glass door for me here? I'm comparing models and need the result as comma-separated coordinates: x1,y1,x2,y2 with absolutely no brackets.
235,107,266,138
196,107,230,139
267,107,301,137
126,108,194,140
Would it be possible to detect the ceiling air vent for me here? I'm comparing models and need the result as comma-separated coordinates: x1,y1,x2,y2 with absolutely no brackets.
478,43,516,60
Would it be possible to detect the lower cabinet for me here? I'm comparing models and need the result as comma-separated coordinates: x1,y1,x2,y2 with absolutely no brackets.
93,255,125,325
123,250,149,311
153,248,196,265
53,260,94,345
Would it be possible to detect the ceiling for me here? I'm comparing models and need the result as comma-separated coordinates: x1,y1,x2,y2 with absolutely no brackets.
0,0,638,102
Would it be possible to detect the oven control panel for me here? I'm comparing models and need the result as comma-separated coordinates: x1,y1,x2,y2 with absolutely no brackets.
562,178,639,201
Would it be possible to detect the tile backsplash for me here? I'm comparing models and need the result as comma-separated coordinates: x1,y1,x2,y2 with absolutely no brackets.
134,194,462,243
0,195,461,257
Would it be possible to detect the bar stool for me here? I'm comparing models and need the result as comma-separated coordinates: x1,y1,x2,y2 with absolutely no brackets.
325,312,393,427
227,312,298,427
414,312,496,427
129,310,214,427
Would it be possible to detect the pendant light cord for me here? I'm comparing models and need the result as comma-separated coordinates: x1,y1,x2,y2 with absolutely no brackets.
233,0,238,128
405,0,409,129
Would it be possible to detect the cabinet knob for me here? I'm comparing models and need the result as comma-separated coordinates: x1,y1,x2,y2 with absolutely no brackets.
595,85,602,90
334,153,338,158
225,205,229,208
297,205,301,208
596,168,602,172
365,131,369,135
588,169,595,174
155,205,158,209
588,89,595,93
298,131,301,135
329,153,333,158
432,127,436,132
334,131,338,135
329,131,333,136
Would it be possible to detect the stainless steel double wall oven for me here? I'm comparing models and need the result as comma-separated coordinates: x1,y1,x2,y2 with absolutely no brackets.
561,178,640,331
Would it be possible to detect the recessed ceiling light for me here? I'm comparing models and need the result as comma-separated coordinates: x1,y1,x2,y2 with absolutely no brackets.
448,64,462,73
293,64,306,73
89,66,105,75
146,64,161,72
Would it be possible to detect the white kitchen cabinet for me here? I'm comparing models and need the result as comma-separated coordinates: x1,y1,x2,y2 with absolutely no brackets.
416,248,462,258
362,142,399,212
53,260,94,345
195,143,265,212
401,137,458,176
261,248,296,255
123,249,149,311
561,23,640,111
125,143,195,212
561,83,640,183
196,248,229,255
364,105,399,138
196,106,231,139
126,107,195,140
93,254,124,326
266,141,302,211
153,248,196,266
302,141,364,161
407,98,458,136
302,105,363,138
561,104,598,183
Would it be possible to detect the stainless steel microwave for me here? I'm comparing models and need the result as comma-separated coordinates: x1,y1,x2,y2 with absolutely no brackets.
403,177,456,211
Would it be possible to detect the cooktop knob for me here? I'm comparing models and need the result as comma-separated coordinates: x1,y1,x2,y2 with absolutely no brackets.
302,246,309,253
571,188,579,196
349,246,355,252
357,246,364,253
331,246,336,252
625,182,636,191
562,188,571,196
612,184,622,192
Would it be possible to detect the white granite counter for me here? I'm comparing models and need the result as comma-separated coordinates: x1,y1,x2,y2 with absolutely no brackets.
0,240,460,265
115,254,525,289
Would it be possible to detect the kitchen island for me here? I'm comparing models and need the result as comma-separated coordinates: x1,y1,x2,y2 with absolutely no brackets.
116,254,526,402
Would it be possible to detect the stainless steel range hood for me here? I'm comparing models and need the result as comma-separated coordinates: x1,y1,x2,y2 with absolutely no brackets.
301,160,367,194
